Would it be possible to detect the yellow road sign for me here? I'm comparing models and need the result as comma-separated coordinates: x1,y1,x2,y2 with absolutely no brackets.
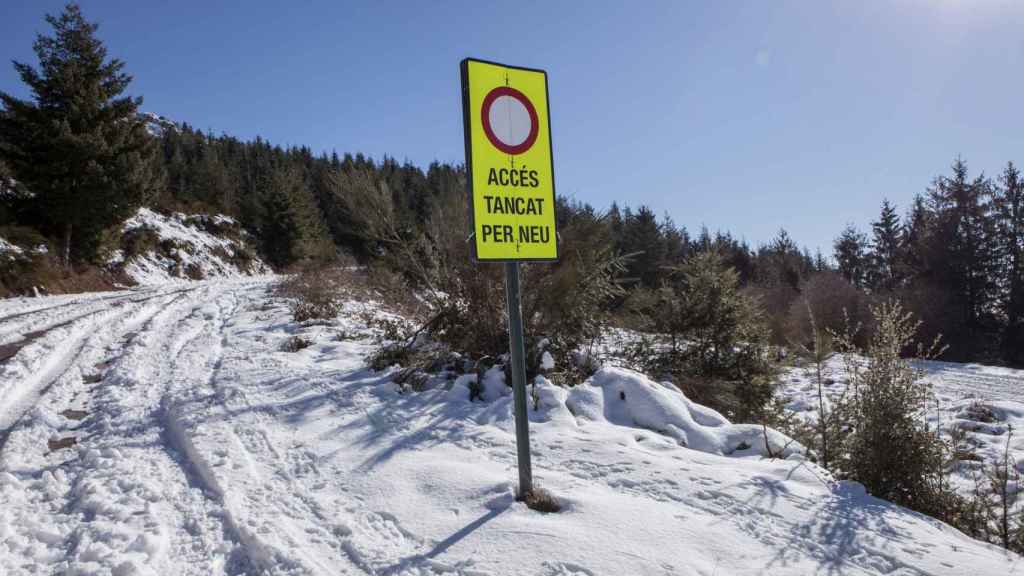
461,58,558,262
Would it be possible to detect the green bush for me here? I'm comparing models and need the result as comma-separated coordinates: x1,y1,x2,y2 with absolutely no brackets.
833,301,956,518
639,250,777,422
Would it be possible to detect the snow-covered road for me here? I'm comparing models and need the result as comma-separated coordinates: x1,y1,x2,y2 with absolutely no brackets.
1,281,258,574
2,280,1020,575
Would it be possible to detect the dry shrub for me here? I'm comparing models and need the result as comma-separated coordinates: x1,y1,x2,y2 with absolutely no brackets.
333,168,627,385
184,263,204,280
743,282,799,346
895,280,955,359
276,266,348,323
964,402,999,424
365,263,424,318
520,487,561,513
281,335,312,352
786,271,873,349
671,374,748,420
429,208,628,382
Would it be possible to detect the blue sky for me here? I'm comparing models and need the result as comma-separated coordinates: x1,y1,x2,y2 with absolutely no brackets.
3,1,1023,253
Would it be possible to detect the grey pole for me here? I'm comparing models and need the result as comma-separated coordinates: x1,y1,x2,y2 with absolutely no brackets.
504,261,533,497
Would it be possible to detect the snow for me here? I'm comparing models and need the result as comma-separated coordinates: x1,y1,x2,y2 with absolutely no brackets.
540,350,555,372
0,237,25,260
140,112,177,138
0,280,1019,575
117,208,270,285
568,367,805,459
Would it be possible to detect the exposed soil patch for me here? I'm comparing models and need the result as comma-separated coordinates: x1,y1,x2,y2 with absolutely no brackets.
0,327,70,366
47,436,77,452
0,342,21,363
60,409,88,421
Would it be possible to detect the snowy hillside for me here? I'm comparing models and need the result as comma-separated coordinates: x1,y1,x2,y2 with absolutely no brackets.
112,207,270,285
0,279,1018,575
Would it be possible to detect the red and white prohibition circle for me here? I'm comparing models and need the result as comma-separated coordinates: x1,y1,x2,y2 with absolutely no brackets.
481,86,539,155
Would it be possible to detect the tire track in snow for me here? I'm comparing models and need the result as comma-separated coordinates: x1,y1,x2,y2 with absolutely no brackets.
154,286,288,575
0,286,162,326
0,284,234,576
30,282,257,575
0,288,198,454
164,290,486,576
156,285,368,574
0,285,193,356
157,285,394,575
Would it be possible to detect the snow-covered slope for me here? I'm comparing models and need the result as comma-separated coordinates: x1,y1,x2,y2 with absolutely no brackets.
0,281,1017,575
114,207,270,285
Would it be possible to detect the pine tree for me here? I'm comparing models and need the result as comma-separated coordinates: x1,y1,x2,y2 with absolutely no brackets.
868,199,903,292
836,302,950,516
259,167,333,268
759,229,810,290
0,3,160,264
994,162,1024,364
924,159,999,359
900,194,931,280
660,250,775,421
833,225,869,289
660,213,689,269
620,206,665,288
813,248,829,272
0,158,17,225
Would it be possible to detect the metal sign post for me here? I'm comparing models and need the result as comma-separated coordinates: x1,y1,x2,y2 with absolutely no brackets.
504,261,533,495
461,57,557,498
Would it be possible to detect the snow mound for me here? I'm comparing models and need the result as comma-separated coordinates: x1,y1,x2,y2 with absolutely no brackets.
117,208,270,285
568,367,804,458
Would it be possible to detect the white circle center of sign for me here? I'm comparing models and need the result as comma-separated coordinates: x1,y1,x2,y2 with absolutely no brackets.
488,95,532,147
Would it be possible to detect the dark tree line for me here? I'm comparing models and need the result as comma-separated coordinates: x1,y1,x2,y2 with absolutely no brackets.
833,159,1024,365
152,122,470,270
